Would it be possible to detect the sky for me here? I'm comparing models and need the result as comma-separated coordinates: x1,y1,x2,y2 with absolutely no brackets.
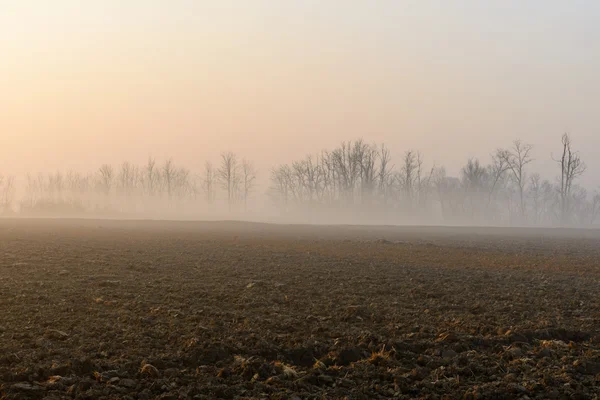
1,1,599,186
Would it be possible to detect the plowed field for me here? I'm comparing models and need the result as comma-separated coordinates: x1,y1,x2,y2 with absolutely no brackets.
1,219,599,399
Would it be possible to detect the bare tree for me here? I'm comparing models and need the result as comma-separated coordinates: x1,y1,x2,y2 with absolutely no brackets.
48,171,65,202
530,176,557,225
331,141,361,204
269,165,292,207
320,151,336,204
354,141,378,205
144,158,159,197
173,166,191,200
572,186,590,225
554,133,586,225
291,161,308,204
461,158,489,218
378,144,393,204
118,162,138,200
462,159,487,189
399,150,418,205
297,155,325,204
218,152,240,211
98,164,114,196
241,159,257,212
162,159,176,201
201,162,216,204
0,175,16,214
503,140,533,219
66,170,90,208
591,191,600,225
415,153,431,208
22,173,41,210
528,173,543,225
432,167,449,218
488,149,511,205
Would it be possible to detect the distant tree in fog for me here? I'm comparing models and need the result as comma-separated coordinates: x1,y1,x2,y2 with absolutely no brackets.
159,159,191,202
461,158,487,193
528,173,556,225
162,159,176,201
118,162,138,200
555,133,586,225
268,165,292,207
355,141,378,205
503,140,533,219
173,166,191,200
291,155,322,205
143,158,159,197
66,170,90,209
461,158,488,218
331,141,360,204
218,152,240,210
571,185,591,225
377,144,393,204
48,171,65,202
487,149,511,208
433,167,461,220
201,162,216,204
417,162,436,211
0,175,15,214
241,159,257,212
591,192,600,225
98,164,114,196
397,150,418,207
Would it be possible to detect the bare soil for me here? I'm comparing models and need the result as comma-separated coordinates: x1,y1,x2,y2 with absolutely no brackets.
1,219,599,399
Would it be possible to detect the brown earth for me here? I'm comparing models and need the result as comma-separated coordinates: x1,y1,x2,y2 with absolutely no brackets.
0,219,599,399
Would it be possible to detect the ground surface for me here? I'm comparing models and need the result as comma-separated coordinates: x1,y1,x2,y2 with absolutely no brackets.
1,219,599,399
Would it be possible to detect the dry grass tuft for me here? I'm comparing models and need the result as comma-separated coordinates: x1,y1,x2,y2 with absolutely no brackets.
368,345,394,366
140,363,160,378
273,361,299,378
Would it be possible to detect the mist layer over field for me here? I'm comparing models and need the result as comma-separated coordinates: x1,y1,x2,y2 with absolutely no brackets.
0,135,598,228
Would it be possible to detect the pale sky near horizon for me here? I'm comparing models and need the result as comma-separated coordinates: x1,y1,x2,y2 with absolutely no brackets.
1,1,599,186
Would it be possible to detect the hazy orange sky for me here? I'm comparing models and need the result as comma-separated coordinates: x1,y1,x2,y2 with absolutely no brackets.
1,1,599,184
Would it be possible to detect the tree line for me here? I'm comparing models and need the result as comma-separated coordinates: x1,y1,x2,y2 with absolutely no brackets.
268,134,599,226
1,152,256,217
1,134,598,226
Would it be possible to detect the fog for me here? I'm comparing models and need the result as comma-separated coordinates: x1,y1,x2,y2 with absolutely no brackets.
1,2,599,226
0,135,597,228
